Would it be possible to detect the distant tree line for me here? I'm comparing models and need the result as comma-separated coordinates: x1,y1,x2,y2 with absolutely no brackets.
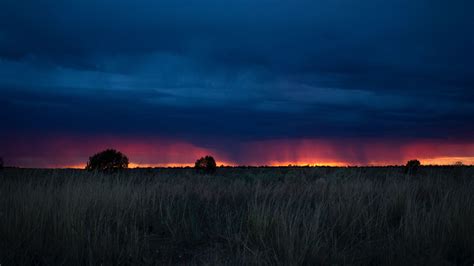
82,149,459,177
0,151,466,172
85,149,217,174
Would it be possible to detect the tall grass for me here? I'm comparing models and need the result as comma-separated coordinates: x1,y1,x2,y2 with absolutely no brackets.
0,167,473,265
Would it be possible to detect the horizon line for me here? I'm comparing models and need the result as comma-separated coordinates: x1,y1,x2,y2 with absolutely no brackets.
4,164,472,170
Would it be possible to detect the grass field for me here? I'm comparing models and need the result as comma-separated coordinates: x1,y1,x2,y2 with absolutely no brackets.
0,166,473,265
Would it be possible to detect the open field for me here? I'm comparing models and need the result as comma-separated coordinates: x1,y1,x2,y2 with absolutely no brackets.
0,167,473,265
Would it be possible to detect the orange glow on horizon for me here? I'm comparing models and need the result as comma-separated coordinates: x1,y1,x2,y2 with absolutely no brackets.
62,161,237,169
363,157,474,166
62,157,474,169
3,134,473,168
419,157,474,166
266,161,348,167
61,163,86,169
128,160,236,168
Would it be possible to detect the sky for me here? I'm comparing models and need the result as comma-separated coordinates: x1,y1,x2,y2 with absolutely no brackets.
1,0,473,167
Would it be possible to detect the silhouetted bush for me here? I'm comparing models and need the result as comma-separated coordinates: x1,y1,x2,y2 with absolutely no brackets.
195,155,217,174
405,159,421,175
85,149,129,172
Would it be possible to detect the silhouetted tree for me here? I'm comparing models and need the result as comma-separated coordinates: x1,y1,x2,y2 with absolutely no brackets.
405,159,421,175
454,161,463,166
0,157,3,169
85,149,129,172
195,155,217,174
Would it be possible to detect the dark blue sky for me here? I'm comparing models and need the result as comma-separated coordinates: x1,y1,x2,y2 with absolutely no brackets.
1,0,473,167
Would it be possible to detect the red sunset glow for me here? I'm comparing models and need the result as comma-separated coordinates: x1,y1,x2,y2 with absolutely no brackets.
1,135,473,168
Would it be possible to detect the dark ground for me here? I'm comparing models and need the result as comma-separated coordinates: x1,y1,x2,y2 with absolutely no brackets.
0,166,473,265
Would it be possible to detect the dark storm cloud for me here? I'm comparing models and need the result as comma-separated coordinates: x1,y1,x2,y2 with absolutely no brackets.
1,0,473,147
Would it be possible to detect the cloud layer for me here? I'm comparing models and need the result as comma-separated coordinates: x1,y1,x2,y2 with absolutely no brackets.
1,0,473,166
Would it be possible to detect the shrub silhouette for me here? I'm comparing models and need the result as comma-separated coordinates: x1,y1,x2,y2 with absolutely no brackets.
195,155,217,174
405,159,421,175
85,149,129,172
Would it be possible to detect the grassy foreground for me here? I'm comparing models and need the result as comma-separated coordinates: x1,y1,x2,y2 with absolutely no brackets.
0,167,473,265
